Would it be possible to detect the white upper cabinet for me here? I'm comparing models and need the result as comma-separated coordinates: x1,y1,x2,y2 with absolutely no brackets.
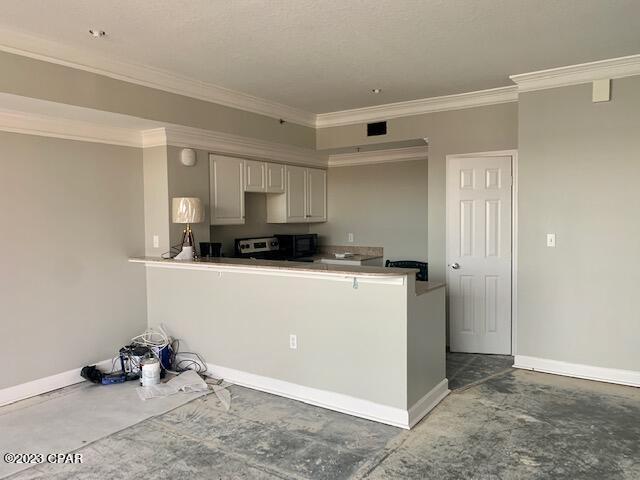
265,162,285,193
306,168,327,222
266,165,327,224
210,154,245,225
285,165,308,222
244,159,266,192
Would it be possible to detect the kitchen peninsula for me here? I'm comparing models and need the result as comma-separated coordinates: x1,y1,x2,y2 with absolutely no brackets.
130,256,447,428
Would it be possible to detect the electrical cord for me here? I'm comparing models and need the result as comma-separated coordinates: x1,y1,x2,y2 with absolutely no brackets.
161,242,186,259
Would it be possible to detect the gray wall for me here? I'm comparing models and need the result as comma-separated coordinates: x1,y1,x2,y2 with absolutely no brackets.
211,194,310,257
317,103,518,282
0,51,315,149
0,131,147,389
517,76,640,371
314,160,428,261
167,146,211,249
143,145,169,256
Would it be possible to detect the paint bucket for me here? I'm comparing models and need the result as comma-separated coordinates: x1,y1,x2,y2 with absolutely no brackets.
140,357,161,386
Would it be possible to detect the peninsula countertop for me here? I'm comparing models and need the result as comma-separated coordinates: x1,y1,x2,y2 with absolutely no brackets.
129,256,416,277
130,257,445,295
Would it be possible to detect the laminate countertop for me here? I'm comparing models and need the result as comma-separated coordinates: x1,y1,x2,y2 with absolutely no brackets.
130,256,415,277
130,257,445,295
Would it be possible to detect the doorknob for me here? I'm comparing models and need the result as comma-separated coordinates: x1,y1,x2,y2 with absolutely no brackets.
450,263,460,270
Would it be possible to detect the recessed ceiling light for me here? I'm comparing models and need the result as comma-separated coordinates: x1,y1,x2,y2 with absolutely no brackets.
89,29,106,38
371,88,382,94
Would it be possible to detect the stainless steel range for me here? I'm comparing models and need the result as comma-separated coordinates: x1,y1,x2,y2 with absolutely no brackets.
234,236,282,260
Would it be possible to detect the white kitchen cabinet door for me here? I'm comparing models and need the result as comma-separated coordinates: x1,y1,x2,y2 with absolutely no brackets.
245,159,266,192
210,154,245,225
306,168,327,222
265,162,285,193
285,165,307,222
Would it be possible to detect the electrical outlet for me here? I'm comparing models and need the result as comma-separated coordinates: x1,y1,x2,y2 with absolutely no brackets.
546,233,556,247
289,334,297,350
153,235,160,248
347,233,354,243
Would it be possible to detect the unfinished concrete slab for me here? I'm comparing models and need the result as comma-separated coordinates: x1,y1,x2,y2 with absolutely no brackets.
4,359,639,479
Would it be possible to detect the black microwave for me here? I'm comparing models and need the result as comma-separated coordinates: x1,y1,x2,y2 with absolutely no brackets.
275,234,318,259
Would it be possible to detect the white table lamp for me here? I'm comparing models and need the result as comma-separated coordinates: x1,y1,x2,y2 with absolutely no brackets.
172,197,204,260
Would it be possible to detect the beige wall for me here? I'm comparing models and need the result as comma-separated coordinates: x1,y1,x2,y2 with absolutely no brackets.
0,51,315,149
517,77,640,371
167,146,211,249
143,145,169,256
317,103,518,282
0,131,147,389
211,193,310,257
315,160,428,262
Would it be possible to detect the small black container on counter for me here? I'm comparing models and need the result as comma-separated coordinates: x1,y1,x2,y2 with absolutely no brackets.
199,242,222,258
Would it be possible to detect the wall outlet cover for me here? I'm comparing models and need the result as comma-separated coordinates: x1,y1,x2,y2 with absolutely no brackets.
546,233,556,247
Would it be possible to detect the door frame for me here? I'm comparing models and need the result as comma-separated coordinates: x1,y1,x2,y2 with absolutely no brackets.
445,149,518,355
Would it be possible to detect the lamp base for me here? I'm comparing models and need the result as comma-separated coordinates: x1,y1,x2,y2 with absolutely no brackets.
174,246,194,261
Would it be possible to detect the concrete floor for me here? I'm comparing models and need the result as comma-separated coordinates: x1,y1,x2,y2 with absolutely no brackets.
6,354,640,480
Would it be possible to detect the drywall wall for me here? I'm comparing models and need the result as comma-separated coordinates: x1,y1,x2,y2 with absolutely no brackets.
211,193,310,257
145,264,409,409
143,145,169,256
0,131,147,389
167,146,211,249
314,160,428,262
517,76,640,372
316,103,518,282
0,50,315,148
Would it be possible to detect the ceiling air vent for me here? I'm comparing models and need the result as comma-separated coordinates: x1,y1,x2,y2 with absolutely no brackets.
367,121,387,137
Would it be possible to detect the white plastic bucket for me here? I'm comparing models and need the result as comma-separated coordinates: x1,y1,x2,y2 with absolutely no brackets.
140,357,161,386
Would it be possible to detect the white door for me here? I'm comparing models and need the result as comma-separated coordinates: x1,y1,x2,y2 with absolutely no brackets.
285,165,307,222
209,154,245,225
244,160,266,192
266,163,285,193
447,155,512,354
306,168,327,222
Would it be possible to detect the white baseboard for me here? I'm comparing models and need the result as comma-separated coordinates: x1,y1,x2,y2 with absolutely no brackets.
514,355,640,388
0,359,114,407
207,363,449,429
408,379,450,428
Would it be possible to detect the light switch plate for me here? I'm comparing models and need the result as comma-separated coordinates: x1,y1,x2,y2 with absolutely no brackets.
546,233,556,247
347,233,354,243
153,235,160,248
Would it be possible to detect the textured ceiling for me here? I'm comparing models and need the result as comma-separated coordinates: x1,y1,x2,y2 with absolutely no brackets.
1,0,639,113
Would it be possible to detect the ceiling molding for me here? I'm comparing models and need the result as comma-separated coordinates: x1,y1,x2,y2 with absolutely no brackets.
0,27,316,127
316,86,518,128
510,54,640,92
328,145,428,168
0,104,326,168
144,126,328,168
0,108,142,147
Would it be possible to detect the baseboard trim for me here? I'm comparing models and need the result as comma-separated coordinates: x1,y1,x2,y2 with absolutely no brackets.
207,363,448,429
0,359,114,407
514,355,640,388
408,379,450,428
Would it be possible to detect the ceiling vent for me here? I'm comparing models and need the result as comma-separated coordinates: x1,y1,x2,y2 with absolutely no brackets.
367,121,387,137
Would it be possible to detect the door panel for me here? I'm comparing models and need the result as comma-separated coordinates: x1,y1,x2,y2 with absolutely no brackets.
210,155,244,225
306,168,326,222
448,155,512,354
285,165,307,222
245,160,265,192
266,163,285,193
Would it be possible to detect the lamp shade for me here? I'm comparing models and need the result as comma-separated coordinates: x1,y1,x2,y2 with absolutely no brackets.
172,197,204,224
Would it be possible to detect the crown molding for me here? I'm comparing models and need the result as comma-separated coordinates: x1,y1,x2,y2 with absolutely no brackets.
0,27,316,127
510,54,640,93
0,108,142,147
328,145,428,168
316,86,518,128
143,126,328,168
